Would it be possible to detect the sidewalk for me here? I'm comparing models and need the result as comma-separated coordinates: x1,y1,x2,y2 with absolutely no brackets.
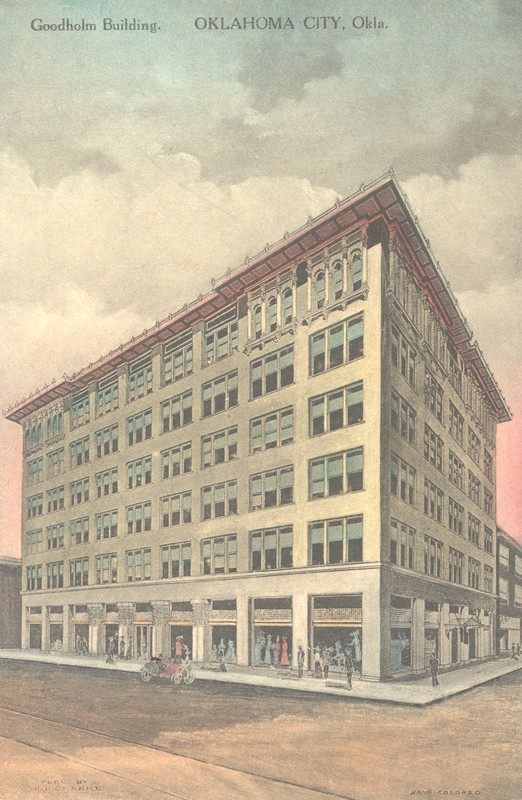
0,648,520,706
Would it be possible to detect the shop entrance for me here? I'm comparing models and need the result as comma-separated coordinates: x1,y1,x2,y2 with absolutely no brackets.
391,628,411,671
29,624,41,650
468,628,477,659
49,623,63,651
424,628,439,667
74,624,89,654
251,597,292,668
450,628,459,663
135,625,152,660
170,625,192,660
105,624,119,656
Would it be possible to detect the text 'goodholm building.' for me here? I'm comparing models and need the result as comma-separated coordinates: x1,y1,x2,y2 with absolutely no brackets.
6,173,511,681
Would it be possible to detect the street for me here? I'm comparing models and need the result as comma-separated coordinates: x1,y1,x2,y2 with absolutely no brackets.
0,660,520,800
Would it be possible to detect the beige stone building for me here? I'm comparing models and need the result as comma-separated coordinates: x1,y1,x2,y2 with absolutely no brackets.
6,172,510,679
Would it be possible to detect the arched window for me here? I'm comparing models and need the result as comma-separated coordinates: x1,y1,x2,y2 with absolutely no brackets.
315,271,325,309
267,297,277,332
282,288,293,325
351,253,362,291
253,305,262,338
333,261,343,300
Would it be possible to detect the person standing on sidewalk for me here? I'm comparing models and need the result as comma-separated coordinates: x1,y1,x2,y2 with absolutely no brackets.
345,652,354,690
429,653,440,686
297,645,305,678
511,643,519,660
322,646,331,679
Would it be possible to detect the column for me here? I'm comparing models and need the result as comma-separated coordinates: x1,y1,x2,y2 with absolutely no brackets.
62,604,72,653
117,603,134,659
361,224,369,285
362,587,383,681
236,594,250,667
306,260,313,311
41,605,49,652
323,255,330,307
21,606,29,649
341,238,349,294
152,602,170,657
440,603,451,666
246,293,253,340
192,600,210,663
291,270,297,320
411,598,425,672
292,593,309,670
88,603,104,655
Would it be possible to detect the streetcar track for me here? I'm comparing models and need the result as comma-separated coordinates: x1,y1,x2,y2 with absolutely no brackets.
0,704,355,800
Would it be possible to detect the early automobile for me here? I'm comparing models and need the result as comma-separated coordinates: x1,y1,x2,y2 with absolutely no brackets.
140,656,195,685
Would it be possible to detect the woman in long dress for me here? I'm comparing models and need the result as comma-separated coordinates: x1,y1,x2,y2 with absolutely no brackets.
264,634,273,665
280,636,289,666
274,635,281,665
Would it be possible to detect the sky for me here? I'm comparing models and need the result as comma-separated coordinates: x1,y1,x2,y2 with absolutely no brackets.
0,0,520,556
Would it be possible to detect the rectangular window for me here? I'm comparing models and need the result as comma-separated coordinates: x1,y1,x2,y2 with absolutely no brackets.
468,470,481,506
310,381,364,437
250,465,294,510
127,456,152,489
70,392,90,429
449,402,464,446
391,326,416,387
468,557,480,589
70,517,89,545
201,534,237,574
483,526,493,554
95,467,118,498
484,564,493,593
126,502,152,534
484,489,493,517
161,492,192,526
27,493,44,519
310,313,363,376
160,542,192,578
390,454,415,505
25,422,42,449
25,528,43,554
95,424,119,458
127,408,152,445
514,584,522,608
484,449,493,481
309,447,364,499
201,481,238,519
95,553,117,585
47,523,64,550
96,375,119,416
251,346,294,398
449,547,464,584
424,536,443,578
448,498,464,536
423,479,443,524
250,407,294,453
26,457,44,486
205,307,238,364
69,438,89,468
162,391,193,432
499,544,509,568
47,486,65,513
26,564,42,591
390,519,415,569
515,555,522,577
424,424,443,472
499,577,508,602
309,515,363,566
391,391,415,445
127,355,153,402
448,345,462,396
47,561,64,589
46,411,63,440
468,513,481,547
468,427,481,467
250,526,293,571
70,557,89,587
48,448,65,477
95,510,118,540
125,548,151,582
163,331,193,385
424,371,443,422
202,427,237,468
449,451,465,491
70,477,89,506
162,442,192,478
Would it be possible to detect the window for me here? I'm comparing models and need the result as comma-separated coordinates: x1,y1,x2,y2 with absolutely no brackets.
127,408,152,445
205,307,238,364
46,411,63,439
202,534,237,574
424,371,443,422
499,577,508,603
126,502,152,534
128,355,153,401
48,448,65,476
449,451,465,491
95,510,118,540
267,297,278,332
70,392,90,429
202,428,237,467
515,555,522,577
127,456,152,488
47,561,64,589
25,529,43,554
448,498,464,536
310,515,363,565
69,438,89,468
424,424,443,472
484,449,493,481
468,471,481,506
483,526,493,554
47,524,64,550
26,564,42,591
424,480,443,523
70,477,89,506
126,548,151,582
251,347,294,398
26,457,43,485
484,489,493,517
468,513,481,547
351,252,363,291
203,371,238,415
468,427,481,467
251,526,293,571
162,391,192,432
282,287,293,324
96,375,119,416
391,391,416,444
448,345,462,396
253,304,262,338
162,442,192,478
163,332,193,385
25,421,42,449
314,270,326,309
70,517,89,545
390,454,415,505
201,481,238,519
250,465,294,510
250,407,294,453
484,564,493,593
311,381,364,437
47,486,65,513
514,585,522,608
161,542,192,578
70,557,89,587
95,553,117,585
424,536,443,578
449,548,464,584
390,520,415,568
449,403,464,446
96,468,118,497
391,326,416,387
310,448,364,499
27,493,43,519
95,424,119,458
310,314,363,376
161,492,192,526
499,544,509,568
468,557,480,589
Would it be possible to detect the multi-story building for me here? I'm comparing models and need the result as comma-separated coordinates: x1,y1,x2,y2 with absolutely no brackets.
497,527,522,653
0,556,22,648
6,172,510,680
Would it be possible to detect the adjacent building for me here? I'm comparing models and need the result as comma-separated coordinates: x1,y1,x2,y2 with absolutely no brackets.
497,527,522,653
0,556,22,648
6,172,511,680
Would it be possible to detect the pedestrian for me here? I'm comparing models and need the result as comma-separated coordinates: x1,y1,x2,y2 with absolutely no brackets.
322,646,331,679
119,637,125,660
106,636,116,664
511,643,519,660
345,652,354,690
297,645,305,678
313,645,322,678
429,653,439,686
